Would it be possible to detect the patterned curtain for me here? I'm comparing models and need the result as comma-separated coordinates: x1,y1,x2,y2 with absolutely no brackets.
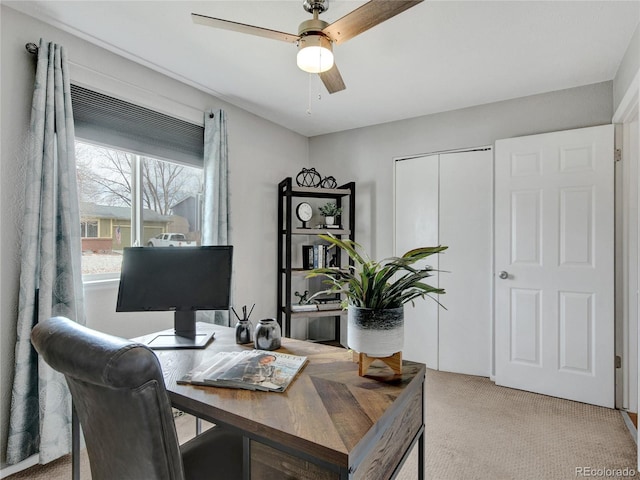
201,109,229,325
6,39,85,465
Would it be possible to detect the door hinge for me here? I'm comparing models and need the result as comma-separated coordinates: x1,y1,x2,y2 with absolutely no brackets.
614,148,622,162
616,355,622,368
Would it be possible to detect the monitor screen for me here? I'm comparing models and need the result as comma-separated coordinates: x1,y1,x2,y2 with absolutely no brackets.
116,246,233,313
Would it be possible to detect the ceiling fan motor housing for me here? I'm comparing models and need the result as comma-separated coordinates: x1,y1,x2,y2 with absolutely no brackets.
297,17,333,60
298,18,329,37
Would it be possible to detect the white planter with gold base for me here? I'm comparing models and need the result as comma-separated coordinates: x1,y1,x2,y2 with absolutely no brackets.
347,306,404,358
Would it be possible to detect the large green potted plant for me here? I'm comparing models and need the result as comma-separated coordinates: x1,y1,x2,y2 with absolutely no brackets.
307,233,447,357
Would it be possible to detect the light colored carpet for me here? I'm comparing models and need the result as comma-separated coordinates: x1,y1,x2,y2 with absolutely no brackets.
421,370,637,480
5,369,637,480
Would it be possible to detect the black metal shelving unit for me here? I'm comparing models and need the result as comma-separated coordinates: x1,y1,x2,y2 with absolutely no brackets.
277,177,356,343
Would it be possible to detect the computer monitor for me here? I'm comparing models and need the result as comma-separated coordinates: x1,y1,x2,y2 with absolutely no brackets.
116,245,233,349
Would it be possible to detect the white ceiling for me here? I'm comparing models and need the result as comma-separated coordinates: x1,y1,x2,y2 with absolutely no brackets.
6,1,640,137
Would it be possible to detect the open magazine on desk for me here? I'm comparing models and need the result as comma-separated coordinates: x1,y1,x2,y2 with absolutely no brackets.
178,350,307,392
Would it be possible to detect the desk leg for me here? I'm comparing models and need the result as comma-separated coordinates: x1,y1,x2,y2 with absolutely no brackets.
72,402,79,480
418,430,424,480
243,436,251,480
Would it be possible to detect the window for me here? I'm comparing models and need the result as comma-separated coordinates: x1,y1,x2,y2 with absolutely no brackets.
77,140,204,278
81,220,98,238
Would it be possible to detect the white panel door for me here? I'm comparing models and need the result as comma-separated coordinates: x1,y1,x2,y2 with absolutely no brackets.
395,155,439,367
439,150,493,376
495,125,614,407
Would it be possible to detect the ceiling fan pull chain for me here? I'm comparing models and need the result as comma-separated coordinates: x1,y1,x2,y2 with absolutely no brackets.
307,73,313,115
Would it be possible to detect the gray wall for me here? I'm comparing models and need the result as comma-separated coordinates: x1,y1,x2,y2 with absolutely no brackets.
0,6,308,468
308,82,613,261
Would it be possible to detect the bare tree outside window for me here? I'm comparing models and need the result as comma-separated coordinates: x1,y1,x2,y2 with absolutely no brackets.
76,143,202,214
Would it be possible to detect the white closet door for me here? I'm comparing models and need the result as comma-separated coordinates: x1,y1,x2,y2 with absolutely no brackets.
439,150,493,376
395,155,439,367
395,149,493,375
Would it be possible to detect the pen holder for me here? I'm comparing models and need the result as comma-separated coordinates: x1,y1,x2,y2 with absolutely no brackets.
235,319,254,345
254,318,281,351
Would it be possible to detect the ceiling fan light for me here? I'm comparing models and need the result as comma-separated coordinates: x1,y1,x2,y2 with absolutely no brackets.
297,35,334,73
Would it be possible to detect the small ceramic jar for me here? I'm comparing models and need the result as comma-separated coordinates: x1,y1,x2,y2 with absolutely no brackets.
235,319,253,345
254,318,282,351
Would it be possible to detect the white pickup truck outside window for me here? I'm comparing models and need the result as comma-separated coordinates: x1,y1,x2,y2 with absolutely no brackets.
146,233,196,247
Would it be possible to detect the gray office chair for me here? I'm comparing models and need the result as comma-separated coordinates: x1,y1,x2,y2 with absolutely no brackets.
31,316,243,480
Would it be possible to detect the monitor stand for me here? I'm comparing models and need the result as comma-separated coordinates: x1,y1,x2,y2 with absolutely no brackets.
145,312,215,350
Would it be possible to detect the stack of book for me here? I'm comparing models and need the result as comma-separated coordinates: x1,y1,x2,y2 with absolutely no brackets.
315,224,341,229
290,304,318,312
302,244,335,269
317,302,342,311
290,301,342,313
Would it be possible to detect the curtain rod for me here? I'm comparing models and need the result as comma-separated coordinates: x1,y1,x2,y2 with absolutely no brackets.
25,42,38,54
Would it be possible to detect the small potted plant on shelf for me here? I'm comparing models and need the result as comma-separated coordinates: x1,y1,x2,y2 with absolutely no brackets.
307,233,447,359
318,202,343,226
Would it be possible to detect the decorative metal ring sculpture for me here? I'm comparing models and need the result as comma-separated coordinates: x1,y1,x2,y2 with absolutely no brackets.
321,176,337,189
296,168,322,187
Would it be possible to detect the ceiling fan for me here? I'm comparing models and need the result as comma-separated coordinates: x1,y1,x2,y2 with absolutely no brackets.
192,0,423,94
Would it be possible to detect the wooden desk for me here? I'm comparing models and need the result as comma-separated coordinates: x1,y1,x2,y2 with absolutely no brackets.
142,323,425,480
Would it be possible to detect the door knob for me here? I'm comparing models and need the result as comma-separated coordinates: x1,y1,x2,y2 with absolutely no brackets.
498,271,509,279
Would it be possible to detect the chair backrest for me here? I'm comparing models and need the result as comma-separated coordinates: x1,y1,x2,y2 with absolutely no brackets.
31,317,185,480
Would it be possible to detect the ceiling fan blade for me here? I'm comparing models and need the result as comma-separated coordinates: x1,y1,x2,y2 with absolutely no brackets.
323,0,423,45
191,13,299,43
319,64,346,94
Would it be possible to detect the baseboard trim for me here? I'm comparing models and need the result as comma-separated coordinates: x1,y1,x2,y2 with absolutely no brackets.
621,411,638,444
0,454,39,479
